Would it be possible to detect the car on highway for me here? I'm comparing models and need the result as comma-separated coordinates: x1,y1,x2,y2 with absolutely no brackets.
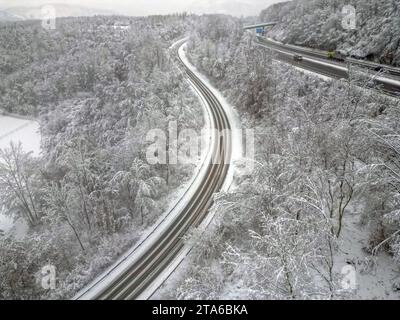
293,54,303,62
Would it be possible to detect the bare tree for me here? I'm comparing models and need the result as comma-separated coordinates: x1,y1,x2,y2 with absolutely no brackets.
0,143,41,226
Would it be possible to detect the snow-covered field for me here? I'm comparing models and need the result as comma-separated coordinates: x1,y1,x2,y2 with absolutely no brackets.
336,210,400,299
0,115,41,156
0,115,41,234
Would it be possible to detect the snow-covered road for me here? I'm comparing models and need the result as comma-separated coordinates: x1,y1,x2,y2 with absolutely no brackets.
256,36,400,97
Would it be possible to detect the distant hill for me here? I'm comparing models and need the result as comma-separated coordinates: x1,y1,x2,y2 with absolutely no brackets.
0,3,114,21
0,9,22,21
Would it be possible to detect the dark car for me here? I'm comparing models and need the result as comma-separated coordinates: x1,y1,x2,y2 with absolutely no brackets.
293,54,303,62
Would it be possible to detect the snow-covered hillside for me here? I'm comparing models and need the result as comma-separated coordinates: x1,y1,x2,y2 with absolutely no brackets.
0,4,113,21
0,14,204,300
166,14,400,301
0,10,22,22
260,0,400,66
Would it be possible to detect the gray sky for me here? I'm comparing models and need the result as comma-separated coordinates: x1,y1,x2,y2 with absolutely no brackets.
0,0,287,17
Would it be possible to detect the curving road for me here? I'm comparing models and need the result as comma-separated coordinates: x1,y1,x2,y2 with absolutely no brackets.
74,41,232,300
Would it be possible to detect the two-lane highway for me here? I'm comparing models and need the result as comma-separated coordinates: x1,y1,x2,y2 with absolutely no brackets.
74,41,232,300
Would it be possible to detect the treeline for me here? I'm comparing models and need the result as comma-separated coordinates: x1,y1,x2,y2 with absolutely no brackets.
0,15,203,299
176,15,400,299
0,14,193,116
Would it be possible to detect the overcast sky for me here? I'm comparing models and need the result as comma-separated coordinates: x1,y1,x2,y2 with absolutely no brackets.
0,0,287,17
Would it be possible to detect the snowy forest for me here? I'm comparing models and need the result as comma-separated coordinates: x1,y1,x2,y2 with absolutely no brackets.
0,14,205,299
1,0,400,300
172,14,400,299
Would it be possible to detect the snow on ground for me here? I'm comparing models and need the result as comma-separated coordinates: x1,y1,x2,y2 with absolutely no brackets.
335,211,400,299
274,57,400,299
0,207,13,234
0,115,41,234
0,115,41,156
278,60,332,82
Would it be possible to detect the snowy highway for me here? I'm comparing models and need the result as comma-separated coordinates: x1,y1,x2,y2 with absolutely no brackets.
256,36,400,97
73,40,232,300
